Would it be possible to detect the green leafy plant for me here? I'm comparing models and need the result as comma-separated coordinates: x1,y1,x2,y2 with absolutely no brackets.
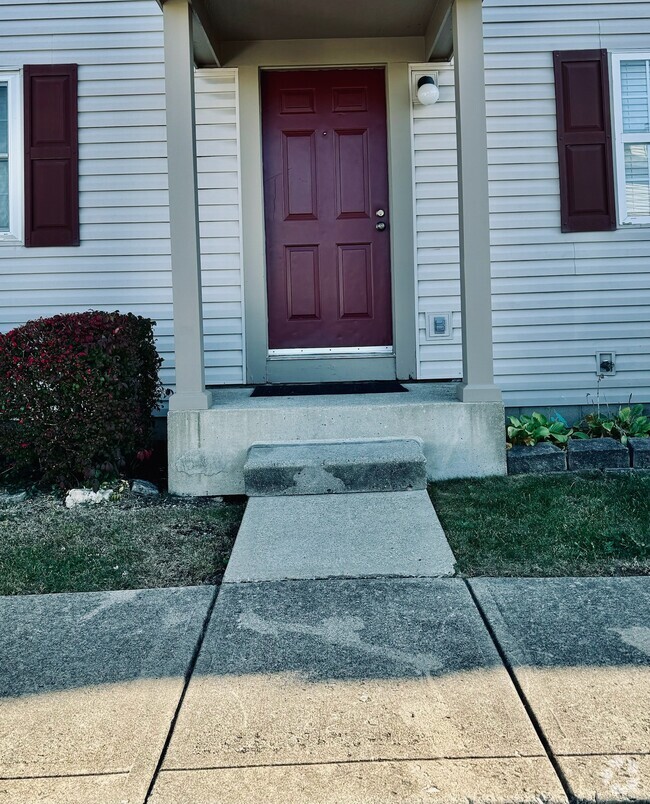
0,311,163,488
578,404,650,445
506,412,575,447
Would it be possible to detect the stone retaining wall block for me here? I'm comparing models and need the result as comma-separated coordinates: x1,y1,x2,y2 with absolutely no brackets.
566,437,629,471
507,443,566,475
628,437,650,469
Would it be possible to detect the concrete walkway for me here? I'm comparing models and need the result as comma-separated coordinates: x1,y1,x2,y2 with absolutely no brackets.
0,586,215,804
227,438,456,582
225,491,456,581
1,577,649,803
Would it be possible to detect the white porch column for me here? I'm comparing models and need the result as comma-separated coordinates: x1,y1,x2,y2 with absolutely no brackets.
163,0,212,410
453,0,502,403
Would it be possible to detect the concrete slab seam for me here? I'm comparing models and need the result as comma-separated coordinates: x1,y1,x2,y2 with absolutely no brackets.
463,579,574,804
0,771,128,782
222,572,458,587
554,751,650,758
156,753,551,774
141,585,221,804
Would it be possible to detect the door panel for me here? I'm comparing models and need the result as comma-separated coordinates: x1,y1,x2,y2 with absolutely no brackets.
283,132,317,219
337,244,373,318
286,245,320,319
335,129,370,218
262,68,392,350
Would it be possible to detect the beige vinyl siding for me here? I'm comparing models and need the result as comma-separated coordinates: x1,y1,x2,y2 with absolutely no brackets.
413,63,462,384
195,68,245,385
0,1,244,389
413,0,650,407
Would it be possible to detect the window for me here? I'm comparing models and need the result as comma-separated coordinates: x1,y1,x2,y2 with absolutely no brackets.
0,84,7,230
612,54,650,225
0,71,23,243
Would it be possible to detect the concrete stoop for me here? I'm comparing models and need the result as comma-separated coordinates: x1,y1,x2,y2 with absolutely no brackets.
167,383,507,496
224,438,456,583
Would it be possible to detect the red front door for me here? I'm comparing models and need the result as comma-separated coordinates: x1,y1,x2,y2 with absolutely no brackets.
262,69,393,350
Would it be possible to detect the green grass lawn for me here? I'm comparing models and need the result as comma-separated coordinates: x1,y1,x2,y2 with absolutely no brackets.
430,473,650,577
0,493,245,596
4,473,648,596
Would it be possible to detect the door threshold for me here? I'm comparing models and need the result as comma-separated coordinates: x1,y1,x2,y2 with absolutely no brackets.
251,380,408,397
266,354,396,383
268,346,393,359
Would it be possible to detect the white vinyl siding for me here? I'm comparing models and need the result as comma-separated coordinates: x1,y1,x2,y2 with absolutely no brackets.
0,1,244,389
412,0,650,407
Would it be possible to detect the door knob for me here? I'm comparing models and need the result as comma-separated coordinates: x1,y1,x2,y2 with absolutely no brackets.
375,221,386,231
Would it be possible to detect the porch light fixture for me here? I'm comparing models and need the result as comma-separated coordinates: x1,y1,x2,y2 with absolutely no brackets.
416,75,440,106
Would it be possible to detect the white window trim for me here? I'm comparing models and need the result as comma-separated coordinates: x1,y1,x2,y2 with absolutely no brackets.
0,69,23,244
611,52,650,226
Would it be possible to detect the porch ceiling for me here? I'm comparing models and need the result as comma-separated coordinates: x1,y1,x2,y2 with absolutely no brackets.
188,0,454,66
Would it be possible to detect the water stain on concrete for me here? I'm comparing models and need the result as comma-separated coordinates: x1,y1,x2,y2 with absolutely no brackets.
610,626,650,658
238,610,444,677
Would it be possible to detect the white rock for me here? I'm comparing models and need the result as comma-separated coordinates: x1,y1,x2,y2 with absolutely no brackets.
0,490,27,504
131,479,160,496
65,488,113,509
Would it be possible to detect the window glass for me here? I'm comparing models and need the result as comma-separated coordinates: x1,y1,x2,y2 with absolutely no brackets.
621,60,650,134
0,84,7,153
624,143,650,216
0,84,8,231
0,160,7,231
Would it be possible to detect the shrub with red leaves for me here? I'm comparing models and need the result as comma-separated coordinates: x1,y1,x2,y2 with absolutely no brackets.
0,311,163,487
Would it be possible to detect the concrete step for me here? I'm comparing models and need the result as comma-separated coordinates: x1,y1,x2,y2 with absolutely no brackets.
223,490,456,582
244,438,427,496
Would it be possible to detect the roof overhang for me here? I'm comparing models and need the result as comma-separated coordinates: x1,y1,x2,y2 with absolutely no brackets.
159,0,455,67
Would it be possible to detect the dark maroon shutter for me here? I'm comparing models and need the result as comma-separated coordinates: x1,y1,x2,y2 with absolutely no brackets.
553,50,616,233
24,64,79,247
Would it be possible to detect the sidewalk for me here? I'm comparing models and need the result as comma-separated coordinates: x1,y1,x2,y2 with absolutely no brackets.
1,576,648,803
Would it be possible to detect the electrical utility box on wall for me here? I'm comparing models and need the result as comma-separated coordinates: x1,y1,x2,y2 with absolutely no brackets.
425,312,452,341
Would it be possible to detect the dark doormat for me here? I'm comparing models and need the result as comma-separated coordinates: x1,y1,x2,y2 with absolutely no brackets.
251,381,409,398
